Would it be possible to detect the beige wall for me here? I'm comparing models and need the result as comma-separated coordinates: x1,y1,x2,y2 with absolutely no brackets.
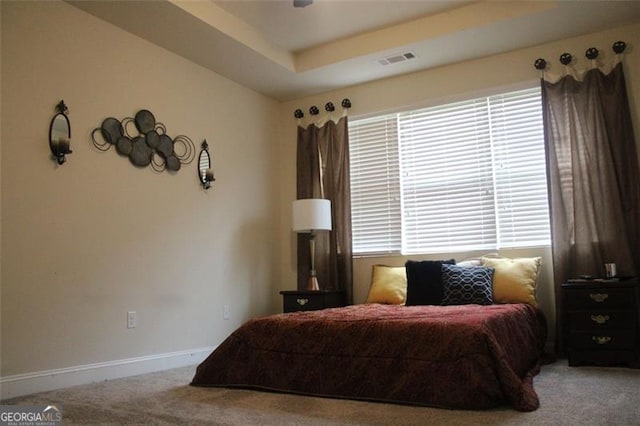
278,21,640,344
1,1,280,377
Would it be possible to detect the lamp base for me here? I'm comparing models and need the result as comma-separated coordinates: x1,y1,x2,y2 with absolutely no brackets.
306,276,320,291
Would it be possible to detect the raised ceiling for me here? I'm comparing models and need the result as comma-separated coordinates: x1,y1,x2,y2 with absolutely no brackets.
69,0,640,102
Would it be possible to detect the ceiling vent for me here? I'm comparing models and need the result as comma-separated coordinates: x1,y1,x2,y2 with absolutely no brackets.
377,52,416,66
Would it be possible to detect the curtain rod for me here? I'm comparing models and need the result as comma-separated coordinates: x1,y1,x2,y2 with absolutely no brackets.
294,98,352,119
534,40,627,71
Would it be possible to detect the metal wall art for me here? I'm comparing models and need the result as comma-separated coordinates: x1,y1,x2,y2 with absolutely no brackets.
91,109,195,172
198,140,215,190
49,100,72,165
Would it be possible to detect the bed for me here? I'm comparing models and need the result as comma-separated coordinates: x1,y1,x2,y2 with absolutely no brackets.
191,302,547,411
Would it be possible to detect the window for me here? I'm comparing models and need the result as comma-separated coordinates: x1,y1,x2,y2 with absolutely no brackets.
348,87,550,255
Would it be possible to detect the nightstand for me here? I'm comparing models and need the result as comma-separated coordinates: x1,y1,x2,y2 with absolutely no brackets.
279,290,345,313
562,277,639,367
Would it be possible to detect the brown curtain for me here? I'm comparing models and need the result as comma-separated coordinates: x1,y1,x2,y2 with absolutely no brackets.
542,62,640,351
296,115,353,304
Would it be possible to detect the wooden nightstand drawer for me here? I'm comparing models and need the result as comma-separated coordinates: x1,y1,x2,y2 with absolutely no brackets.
567,310,637,330
568,330,636,350
284,294,326,311
280,290,345,313
565,287,635,309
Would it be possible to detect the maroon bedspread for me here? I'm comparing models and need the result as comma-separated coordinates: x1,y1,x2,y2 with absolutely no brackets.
191,303,547,411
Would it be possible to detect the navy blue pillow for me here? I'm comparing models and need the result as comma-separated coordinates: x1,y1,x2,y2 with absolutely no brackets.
405,259,456,305
441,264,494,305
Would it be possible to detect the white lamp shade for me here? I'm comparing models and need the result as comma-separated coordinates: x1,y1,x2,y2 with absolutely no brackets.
292,199,332,232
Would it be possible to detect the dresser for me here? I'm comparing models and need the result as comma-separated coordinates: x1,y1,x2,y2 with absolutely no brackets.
280,290,345,313
562,278,639,367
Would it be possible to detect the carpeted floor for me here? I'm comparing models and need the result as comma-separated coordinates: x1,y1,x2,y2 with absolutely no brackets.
3,360,640,425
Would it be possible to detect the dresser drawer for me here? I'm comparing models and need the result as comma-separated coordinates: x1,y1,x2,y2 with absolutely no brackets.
565,287,636,309
568,330,636,350
567,310,637,330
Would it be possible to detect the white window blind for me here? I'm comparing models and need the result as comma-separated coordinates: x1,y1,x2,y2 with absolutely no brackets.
348,87,550,255
489,90,549,247
399,98,497,253
348,115,402,254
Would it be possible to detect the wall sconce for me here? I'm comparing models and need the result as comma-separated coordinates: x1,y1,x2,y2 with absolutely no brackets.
198,140,215,189
49,100,72,165
292,198,332,291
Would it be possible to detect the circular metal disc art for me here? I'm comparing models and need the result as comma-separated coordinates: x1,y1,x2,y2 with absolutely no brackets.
145,130,160,149
130,136,153,167
101,118,123,144
157,135,174,159
116,137,133,156
166,155,181,171
135,110,156,134
91,109,195,173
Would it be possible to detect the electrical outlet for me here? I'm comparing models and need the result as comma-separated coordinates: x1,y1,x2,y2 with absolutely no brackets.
223,304,230,320
127,311,137,329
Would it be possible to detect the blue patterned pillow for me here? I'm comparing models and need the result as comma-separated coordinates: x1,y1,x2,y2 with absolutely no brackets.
441,264,494,305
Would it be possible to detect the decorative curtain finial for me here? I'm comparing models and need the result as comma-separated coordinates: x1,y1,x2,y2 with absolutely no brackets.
559,53,572,66
294,99,352,120
613,41,626,54
585,47,599,60
534,58,547,70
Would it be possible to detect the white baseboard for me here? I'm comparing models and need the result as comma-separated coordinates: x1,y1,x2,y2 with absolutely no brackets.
0,346,215,400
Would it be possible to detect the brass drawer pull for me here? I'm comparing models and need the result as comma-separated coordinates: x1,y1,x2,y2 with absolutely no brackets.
296,298,309,306
590,314,610,324
589,293,609,303
592,336,612,345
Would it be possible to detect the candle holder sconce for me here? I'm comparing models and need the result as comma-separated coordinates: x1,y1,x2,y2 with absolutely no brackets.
49,100,72,165
198,140,215,190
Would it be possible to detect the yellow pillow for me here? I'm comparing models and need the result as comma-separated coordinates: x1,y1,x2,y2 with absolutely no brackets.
481,257,541,306
365,265,407,304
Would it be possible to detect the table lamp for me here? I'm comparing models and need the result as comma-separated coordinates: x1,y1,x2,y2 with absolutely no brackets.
292,199,332,291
